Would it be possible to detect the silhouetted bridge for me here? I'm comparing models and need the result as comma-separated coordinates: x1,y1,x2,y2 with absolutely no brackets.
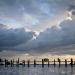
0,58,75,67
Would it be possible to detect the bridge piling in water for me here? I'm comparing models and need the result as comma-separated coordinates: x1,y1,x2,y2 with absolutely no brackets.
70,58,73,67
0,58,3,65
65,59,67,67
42,59,44,68
22,60,25,67
48,60,49,67
10,59,13,67
27,60,30,67
58,58,61,67
54,59,56,67
34,59,36,67
0,58,75,67
16,58,20,67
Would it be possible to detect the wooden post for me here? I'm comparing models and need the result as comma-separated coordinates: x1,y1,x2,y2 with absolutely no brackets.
16,58,20,67
34,59,36,67
42,59,44,67
22,60,25,67
58,58,61,67
12,59,14,66
5,59,9,67
48,60,49,67
65,59,67,67
0,58,3,65
70,58,73,67
10,60,13,67
23,60,25,66
5,59,7,67
18,58,20,65
0,58,1,65
27,60,30,67
54,59,56,67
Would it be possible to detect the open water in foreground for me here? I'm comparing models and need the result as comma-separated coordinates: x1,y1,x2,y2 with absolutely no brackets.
0,65,75,75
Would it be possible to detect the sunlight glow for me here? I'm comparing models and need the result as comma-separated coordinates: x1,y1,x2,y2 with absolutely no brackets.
34,31,40,36
32,31,40,40
66,11,73,20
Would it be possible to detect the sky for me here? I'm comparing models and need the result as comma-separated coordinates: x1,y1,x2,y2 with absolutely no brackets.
0,0,75,59
0,0,75,31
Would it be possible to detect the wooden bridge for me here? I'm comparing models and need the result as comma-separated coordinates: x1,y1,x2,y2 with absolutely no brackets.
0,58,75,67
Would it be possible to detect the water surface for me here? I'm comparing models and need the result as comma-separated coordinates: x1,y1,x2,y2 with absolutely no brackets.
0,65,75,75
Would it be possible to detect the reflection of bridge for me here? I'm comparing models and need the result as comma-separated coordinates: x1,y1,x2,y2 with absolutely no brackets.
0,58,75,67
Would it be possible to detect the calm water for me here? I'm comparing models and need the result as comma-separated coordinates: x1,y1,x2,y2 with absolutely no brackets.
0,65,75,75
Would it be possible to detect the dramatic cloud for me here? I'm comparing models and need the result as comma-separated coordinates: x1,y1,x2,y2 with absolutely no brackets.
0,0,75,31
0,24,34,50
15,18,75,54
0,0,75,55
66,5,75,20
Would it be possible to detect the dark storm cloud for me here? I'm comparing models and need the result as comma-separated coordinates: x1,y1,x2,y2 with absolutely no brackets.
0,24,34,50
0,0,75,31
0,0,75,55
16,19,75,54
68,5,75,11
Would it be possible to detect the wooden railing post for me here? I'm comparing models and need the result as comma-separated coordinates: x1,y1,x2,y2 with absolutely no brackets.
34,59,36,67
58,58,61,67
70,58,73,67
65,59,67,67
42,59,44,67
27,60,30,67
48,60,49,67
54,59,56,67
22,60,25,67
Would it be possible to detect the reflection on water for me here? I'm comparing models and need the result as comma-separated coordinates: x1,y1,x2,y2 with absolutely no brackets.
0,65,75,75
